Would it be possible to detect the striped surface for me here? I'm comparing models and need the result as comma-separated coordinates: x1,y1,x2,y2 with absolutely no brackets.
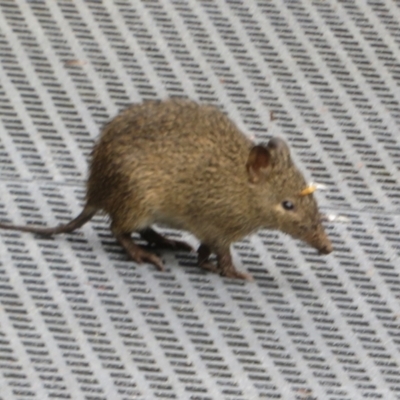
0,1,399,399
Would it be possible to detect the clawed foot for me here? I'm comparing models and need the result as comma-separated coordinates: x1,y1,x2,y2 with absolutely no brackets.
113,230,252,280
221,268,253,281
140,228,193,252
197,244,253,281
114,232,165,271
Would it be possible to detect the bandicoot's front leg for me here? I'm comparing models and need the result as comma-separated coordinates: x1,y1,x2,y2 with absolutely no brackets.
216,251,253,280
197,243,252,280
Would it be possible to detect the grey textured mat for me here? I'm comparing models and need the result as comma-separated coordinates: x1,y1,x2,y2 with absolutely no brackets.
0,1,400,399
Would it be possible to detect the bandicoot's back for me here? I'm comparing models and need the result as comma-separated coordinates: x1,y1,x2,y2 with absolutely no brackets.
86,99,252,218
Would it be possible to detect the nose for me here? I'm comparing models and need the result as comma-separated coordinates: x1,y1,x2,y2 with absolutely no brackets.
318,240,333,255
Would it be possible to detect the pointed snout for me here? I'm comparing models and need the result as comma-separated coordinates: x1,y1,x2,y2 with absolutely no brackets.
304,226,333,255
317,239,333,255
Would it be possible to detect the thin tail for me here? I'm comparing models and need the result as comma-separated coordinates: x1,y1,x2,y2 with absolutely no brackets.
0,205,97,235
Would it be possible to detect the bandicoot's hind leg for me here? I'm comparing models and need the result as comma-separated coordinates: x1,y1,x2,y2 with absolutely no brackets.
108,201,166,270
140,228,193,251
112,230,165,271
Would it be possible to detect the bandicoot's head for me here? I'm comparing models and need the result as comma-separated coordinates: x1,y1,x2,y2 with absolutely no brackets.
246,137,332,254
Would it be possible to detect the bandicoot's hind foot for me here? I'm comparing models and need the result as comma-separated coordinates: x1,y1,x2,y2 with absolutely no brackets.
115,232,165,271
197,244,253,280
140,228,193,252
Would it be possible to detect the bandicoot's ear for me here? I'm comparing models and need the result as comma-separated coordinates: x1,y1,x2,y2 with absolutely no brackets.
267,137,291,167
246,145,271,183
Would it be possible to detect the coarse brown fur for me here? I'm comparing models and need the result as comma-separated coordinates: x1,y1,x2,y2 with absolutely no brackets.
0,99,332,279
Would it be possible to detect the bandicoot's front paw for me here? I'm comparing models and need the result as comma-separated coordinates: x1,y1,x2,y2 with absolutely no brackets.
220,267,253,281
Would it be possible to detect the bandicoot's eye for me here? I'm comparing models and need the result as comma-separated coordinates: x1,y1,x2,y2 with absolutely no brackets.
282,200,295,211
